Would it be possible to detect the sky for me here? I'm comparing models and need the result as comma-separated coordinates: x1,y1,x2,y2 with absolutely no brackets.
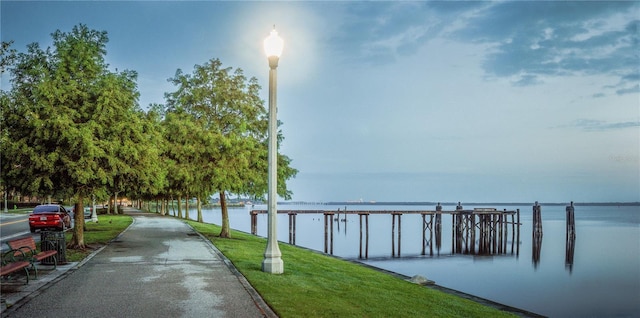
1,1,639,203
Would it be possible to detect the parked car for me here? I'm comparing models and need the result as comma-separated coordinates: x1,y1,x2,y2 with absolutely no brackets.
84,207,92,219
28,204,72,233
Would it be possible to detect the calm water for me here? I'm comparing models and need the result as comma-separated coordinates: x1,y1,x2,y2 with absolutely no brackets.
179,203,640,317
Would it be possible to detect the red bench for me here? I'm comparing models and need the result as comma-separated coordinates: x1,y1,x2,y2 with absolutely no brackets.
0,259,31,284
6,236,58,279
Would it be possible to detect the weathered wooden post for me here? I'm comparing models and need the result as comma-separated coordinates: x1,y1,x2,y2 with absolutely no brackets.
470,212,476,254
533,201,543,236
359,213,370,259
565,202,576,272
455,202,464,253
343,206,348,225
532,202,543,267
398,213,402,257
288,212,297,245
250,211,258,235
324,213,328,253
324,212,335,254
435,203,442,228
391,212,402,257
566,201,576,240
360,213,363,258
421,213,429,255
435,203,442,255
516,208,520,257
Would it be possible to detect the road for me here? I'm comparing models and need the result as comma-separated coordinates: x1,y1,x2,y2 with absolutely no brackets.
0,213,34,252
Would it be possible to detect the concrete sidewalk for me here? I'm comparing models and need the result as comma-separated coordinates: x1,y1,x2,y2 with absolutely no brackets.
1,210,276,318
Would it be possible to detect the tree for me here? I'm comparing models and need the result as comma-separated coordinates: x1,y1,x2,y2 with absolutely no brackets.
1,24,159,248
165,58,297,238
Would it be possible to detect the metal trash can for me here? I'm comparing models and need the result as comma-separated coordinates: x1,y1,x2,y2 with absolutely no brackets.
40,231,67,265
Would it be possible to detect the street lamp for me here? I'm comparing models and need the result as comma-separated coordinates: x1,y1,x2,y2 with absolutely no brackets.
262,26,284,274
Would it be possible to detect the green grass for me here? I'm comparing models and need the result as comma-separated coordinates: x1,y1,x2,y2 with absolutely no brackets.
186,220,514,318
64,215,133,262
0,208,33,214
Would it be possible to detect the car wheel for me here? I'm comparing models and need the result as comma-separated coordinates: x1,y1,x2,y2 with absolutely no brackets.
30,227,35,233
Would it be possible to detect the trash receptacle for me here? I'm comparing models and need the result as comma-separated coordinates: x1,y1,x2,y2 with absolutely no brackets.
40,231,67,265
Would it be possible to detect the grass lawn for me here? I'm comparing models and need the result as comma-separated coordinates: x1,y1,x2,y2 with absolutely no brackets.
186,220,515,318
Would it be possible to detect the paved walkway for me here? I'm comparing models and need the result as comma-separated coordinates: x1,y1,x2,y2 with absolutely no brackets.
1,210,276,318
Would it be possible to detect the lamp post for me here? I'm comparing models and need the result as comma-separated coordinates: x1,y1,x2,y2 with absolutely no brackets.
91,193,98,223
262,26,284,274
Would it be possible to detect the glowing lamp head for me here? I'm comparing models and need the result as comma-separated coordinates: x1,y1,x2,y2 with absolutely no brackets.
264,27,284,59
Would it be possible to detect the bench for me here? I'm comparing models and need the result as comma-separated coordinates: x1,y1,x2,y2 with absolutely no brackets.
1,250,31,284
6,236,58,278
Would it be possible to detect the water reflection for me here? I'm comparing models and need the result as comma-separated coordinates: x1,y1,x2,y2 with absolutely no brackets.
532,230,543,269
565,234,576,273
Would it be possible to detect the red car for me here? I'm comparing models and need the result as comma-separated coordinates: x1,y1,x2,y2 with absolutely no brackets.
28,204,72,233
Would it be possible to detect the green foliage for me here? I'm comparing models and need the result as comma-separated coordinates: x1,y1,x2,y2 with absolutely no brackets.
0,41,17,74
2,23,297,243
164,58,298,235
1,24,165,247
1,24,164,200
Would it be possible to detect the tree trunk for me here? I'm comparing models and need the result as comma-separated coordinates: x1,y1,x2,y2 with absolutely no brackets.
177,195,183,218
70,194,86,249
197,196,203,223
219,191,230,238
184,193,190,220
113,192,118,214
107,196,113,214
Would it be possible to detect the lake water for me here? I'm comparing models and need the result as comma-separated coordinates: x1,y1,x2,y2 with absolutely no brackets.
177,203,640,317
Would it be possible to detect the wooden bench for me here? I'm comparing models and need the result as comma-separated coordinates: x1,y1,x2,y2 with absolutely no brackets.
0,261,31,284
1,250,31,284
6,236,58,279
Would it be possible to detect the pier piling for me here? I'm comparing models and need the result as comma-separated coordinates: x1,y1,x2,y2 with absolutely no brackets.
288,212,297,245
532,202,543,268
359,213,369,259
392,212,402,257
324,212,334,254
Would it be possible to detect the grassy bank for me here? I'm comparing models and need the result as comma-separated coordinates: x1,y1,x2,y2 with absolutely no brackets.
186,220,514,318
64,214,133,262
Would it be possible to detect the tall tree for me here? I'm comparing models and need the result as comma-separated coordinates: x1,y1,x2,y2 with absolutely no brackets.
1,24,158,248
165,58,297,238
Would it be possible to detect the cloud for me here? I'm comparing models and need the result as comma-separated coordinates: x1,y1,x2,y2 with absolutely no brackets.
573,119,640,131
329,2,639,94
329,2,484,65
452,2,639,89
616,84,640,95
512,74,542,86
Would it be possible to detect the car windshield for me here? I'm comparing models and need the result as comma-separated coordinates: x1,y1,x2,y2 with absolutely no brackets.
33,205,61,213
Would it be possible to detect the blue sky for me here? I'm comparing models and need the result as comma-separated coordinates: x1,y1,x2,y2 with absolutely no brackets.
2,1,639,203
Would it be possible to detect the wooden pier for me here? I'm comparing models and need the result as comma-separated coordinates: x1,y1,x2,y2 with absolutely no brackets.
250,203,521,259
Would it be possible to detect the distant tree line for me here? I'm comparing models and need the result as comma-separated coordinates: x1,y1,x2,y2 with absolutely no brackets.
0,24,297,248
